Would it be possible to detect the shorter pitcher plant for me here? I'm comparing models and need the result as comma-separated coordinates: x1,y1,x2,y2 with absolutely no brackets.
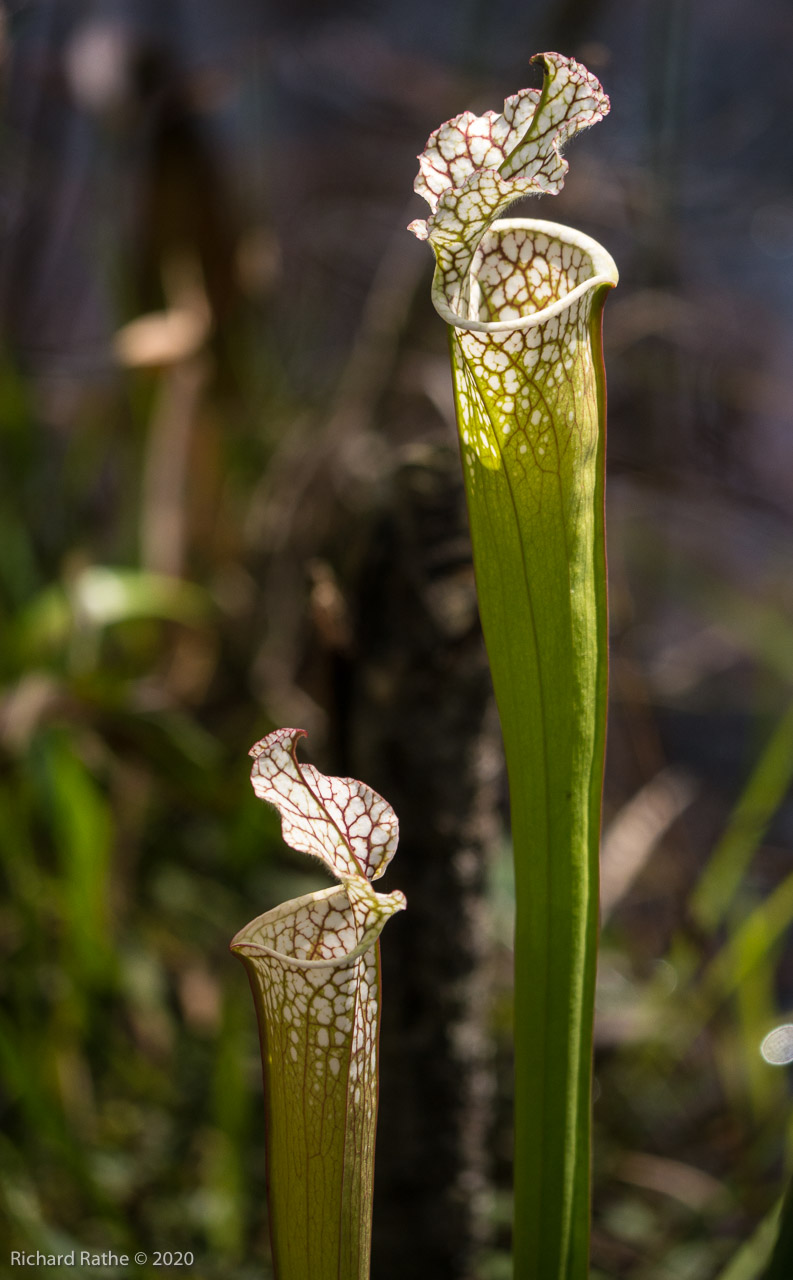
231,728,405,1280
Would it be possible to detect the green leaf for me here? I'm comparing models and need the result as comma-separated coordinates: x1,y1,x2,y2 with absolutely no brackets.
410,54,616,1280
44,731,114,989
761,1182,793,1280
231,728,405,1280
16,566,208,665
712,1201,779,1280
690,701,793,934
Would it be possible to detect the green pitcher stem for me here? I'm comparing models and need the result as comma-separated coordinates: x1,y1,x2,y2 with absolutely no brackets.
234,907,384,1280
446,218,616,1278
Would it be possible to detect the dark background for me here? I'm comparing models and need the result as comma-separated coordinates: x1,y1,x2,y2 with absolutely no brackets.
2,2,793,1278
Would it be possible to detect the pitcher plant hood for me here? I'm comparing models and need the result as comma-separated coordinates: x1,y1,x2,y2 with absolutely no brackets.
409,51,611,324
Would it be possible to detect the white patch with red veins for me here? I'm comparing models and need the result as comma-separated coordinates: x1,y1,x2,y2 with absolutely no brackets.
408,52,609,320
249,726,399,883
239,729,405,979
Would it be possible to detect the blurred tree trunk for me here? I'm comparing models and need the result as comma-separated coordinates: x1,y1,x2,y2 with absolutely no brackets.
342,444,502,1280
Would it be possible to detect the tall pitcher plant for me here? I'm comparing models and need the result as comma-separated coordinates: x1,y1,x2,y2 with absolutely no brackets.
409,52,618,1279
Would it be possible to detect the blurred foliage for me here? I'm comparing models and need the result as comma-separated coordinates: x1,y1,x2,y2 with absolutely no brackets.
0,346,331,1276
2,2,793,1279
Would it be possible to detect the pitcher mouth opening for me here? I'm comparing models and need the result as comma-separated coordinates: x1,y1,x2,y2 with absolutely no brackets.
431,218,618,335
230,882,403,971
231,885,362,970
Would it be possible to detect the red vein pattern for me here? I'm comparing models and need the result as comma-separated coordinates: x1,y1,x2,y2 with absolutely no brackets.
249,726,398,883
447,221,609,498
231,729,405,1280
408,52,609,322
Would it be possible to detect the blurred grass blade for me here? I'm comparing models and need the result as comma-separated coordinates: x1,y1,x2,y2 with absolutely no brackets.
691,703,793,934
713,1199,780,1280
700,870,793,1012
735,941,787,1119
44,731,114,988
203,992,251,1258
231,729,405,1280
600,767,696,922
761,1182,793,1280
